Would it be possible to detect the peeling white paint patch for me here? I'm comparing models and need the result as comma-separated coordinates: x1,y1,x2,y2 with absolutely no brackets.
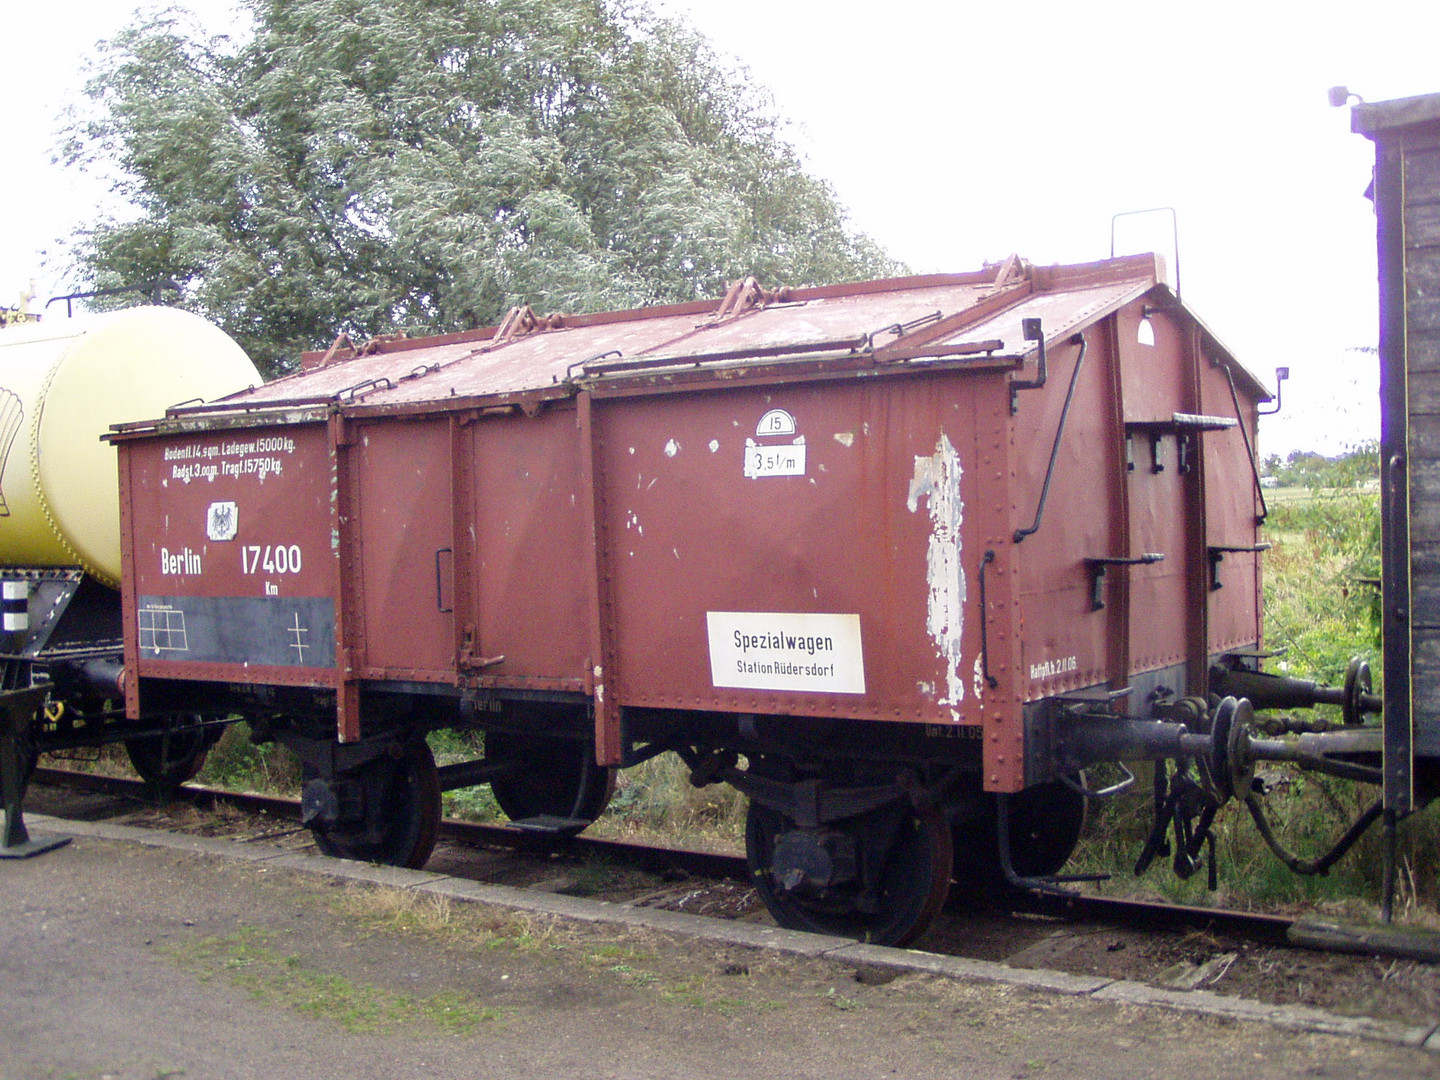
917,680,935,697
673,547,681,559
664,438,681,458
907,434,967,710
833,432,855,448
624,510,642,535
709,439,720,454
973,655,986,703
628,446,636,455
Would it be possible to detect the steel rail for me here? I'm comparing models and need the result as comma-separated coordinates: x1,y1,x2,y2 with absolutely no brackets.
31,766,750,883
31,767,1300,948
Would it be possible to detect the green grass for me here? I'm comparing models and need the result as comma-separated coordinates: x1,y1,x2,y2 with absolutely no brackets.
198,723,301,794
1074,484,1440,920
165,926,501,1035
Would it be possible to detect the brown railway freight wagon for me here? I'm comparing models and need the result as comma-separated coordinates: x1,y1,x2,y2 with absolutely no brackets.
110,254,1278,944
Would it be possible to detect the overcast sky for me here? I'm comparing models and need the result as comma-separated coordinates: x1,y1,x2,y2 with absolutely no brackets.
3,1,1436,455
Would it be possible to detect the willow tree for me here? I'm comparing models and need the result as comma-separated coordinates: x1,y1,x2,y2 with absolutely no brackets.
64,0,899,375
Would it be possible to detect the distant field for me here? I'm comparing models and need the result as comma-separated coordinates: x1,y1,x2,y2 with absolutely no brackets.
1264,484,1379,506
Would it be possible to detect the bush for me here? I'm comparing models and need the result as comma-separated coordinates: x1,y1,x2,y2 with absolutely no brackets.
197,722,301,794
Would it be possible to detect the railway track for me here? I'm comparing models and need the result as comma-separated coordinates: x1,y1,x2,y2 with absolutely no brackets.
23,764,1440,1025
31,765,748,883
30,765,1293,943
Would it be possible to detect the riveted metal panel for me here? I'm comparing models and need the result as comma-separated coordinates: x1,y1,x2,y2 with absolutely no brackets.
123,421,340,697
112,256,1267,790
1009,330,1126,699
462,404,593,685
592,372,994,727
353,417,455,679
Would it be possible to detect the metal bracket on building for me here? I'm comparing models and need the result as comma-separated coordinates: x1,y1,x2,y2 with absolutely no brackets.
1009,317,1048,414
1257,366,1289,416
1207,543,1271,591
1084,553,1164,610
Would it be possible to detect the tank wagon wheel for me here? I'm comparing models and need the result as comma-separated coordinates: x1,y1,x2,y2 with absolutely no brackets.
124,720,222,792
308,739,441,869
950,778,1088,886
745,801,953,947
483,730,616,824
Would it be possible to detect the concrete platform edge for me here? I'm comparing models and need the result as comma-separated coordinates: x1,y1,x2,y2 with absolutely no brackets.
28,815,1440,1052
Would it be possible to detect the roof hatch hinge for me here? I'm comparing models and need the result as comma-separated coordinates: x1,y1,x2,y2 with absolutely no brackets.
711,277,792,322
986,253,1028,292
492,305,566,344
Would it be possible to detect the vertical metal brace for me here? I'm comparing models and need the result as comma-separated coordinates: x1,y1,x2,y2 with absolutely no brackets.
329,411,362,743
978,551,999,690
0,686,69,858
577,392,621,767
434,549,454,612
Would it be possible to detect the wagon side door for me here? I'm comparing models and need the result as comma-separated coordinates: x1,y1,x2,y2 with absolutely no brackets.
351,417,458,681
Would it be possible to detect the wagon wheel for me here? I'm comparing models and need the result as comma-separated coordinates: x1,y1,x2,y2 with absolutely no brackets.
745,801,953,947
484,730,616,824
125,721,221,791
950,778,1088,885
309,739,441,869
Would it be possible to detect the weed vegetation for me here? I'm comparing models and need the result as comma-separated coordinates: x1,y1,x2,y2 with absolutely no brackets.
1079,445,1438,921
167,924,501,1035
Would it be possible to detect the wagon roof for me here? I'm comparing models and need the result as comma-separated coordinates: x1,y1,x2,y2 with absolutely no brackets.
1352,91,1440,137
161,252,1267,421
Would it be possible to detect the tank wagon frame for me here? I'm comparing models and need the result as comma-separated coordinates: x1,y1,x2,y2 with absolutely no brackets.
0,309,260,802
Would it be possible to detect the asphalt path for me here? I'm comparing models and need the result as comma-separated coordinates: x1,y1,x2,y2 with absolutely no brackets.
2,816,1437,1080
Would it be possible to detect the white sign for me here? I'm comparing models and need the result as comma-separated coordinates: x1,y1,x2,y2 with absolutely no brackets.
744,436,806,478
756,409,797,436
207,501,238,541
706,611,866,695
